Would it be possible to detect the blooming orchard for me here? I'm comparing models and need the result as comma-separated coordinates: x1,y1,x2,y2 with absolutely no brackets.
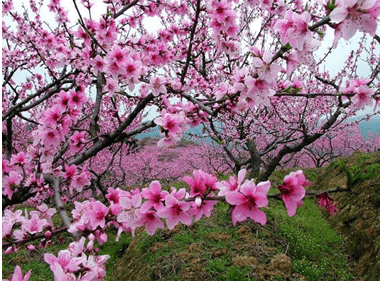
2,0,379,279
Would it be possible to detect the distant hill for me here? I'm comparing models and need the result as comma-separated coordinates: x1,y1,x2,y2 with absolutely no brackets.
136,115,380,141
357,115,380,137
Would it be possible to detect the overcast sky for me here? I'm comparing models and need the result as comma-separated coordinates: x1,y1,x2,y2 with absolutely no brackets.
10,1,379,119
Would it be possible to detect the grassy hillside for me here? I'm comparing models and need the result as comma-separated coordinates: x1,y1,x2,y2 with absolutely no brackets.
3,152,379,281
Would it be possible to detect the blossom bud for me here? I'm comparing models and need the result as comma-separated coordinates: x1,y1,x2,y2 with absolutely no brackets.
45,231,52,238
5,247,13,255
27,245,36,251
88,233,95,241
195,197,202,207
87,240,94,252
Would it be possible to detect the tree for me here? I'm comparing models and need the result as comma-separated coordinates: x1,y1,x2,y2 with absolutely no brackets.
2,0,379,279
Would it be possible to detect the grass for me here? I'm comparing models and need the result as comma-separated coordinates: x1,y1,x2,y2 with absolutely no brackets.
5,152,378,280
265,199,354,281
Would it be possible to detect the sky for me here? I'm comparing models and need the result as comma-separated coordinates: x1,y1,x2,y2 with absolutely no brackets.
9,0,380,120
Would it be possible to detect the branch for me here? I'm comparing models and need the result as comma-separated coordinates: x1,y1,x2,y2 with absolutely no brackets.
66,94,154,166
44,174,79,240
180,0,201,84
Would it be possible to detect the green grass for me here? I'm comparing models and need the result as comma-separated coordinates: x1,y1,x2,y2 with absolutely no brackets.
98,229,132,281
265,199,354,281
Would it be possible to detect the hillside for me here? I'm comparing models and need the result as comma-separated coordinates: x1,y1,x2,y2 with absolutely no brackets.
3,152,379,281
110,152,380,281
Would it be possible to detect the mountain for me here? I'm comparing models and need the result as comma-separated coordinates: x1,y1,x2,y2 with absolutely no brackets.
357,115,380,137
135,115,380,141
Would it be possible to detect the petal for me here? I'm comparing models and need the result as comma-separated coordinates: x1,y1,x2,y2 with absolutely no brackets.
179,212,192,226
140,201,153,214
330,7,348,23
249,208,267,225
283,195,298,217
150,181,162,194
256,181,271,195
240,180,256,196
225,191,246,205
237,169,246,185
341,19,357,40
164,194,177,207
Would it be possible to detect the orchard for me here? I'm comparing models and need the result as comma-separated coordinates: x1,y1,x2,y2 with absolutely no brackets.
1,0,380,280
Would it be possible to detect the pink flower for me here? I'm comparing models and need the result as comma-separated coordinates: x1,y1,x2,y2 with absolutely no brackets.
107,44,127,67
123,57,141,78
315,192,339,215
68,89,87,108
351,86,374,109
4,266,31,281
69,131,86,152
43,106,62,126
140,180,168,213
252,51,282,84
3,171,23,200
56,90,71,110
226,180,270,226
42,128,61,147
189,198,218,222
135,209,165,235
156,194,192,229
106,187,131,205
330,0,379,40
44,250,84,272
10,152,27,166
149,76,167,96
104,78,120,95
155,112,186,136
183,170,218,197
85,201,109,230
21,214,47,235
93,55,105,73
71,171,91,192
217,169,246,196
278,170,309,217
64,164,77,179
274,10,312,51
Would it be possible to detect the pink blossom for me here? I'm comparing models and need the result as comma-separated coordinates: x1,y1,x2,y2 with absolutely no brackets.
278,170,309,217
68,89,87,108
10,152,27,166
189,198,218,222
149,76,167,96
156,194,192,229
217,168,246,196
42,128,61,147
4,266,31,281
3,171,23,200
274,10,312,51
93,55,105,73
64,164,77,179
315,192,339,215
330,0,379,40
44,250,84,272
135,209,165,235
69,131,86,152
351,86,375,109
71,171,91,192
85,201,109,230
226,180,270,225
56,90,71,110
140,180,168,213
21,214,47,235
43,106,62,126
252,51,282,84
104,78,120,95
183,169,218,197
